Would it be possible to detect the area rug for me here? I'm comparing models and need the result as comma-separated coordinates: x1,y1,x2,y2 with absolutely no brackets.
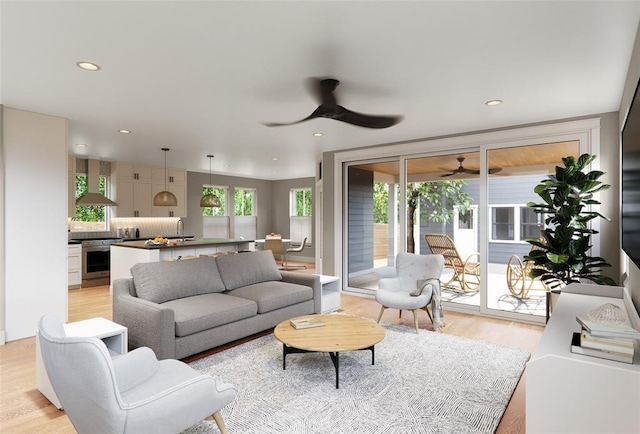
184,324,530,434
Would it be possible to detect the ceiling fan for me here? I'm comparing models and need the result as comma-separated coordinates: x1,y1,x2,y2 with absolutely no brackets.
263,78,403,129
441,157,502,177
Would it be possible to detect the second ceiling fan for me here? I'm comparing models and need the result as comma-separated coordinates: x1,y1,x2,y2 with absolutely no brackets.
441,157,502,177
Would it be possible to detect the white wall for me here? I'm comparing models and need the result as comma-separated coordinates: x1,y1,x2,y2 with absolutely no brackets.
2,107,68,341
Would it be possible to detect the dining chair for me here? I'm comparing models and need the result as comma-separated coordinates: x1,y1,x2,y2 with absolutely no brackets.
283,237,307,270
263,238,284,267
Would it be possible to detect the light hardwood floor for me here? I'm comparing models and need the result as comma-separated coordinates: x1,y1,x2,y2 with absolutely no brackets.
0,265,543,433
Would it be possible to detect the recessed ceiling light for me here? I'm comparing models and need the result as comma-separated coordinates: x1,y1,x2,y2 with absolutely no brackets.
118,129,131,134
272,157,279,161
76,61,101,71
313,132,324,137
75,143,87,148
485,99,503,106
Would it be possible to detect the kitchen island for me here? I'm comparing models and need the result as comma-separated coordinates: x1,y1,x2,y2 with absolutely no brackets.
110,238,252,290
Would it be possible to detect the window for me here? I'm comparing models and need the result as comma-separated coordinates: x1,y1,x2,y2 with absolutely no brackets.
491,207,514,240
290,188,312,245
234,188,255,216
520,206,543,239
490,205,543,241
73,174,108,231
291,188,312,217
202,186,227,216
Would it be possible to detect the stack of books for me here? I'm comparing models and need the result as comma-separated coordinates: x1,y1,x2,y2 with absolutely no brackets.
290,317,325,329
571,315,640,364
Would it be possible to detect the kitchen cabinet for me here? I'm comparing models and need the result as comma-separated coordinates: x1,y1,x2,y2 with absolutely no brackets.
152,167,187,217
67,244,82,288
110,162,154,217
68,156,76,218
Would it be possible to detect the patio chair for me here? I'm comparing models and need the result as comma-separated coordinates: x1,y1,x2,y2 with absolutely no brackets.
424,233,480,292
506,244,550,300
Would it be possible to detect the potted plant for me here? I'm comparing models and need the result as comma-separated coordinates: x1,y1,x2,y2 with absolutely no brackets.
524,153,617,290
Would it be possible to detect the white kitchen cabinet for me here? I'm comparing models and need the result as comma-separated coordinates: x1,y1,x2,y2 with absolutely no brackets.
110,162,155,217
526,283,640,433
67,244,82,288
152,167,187,217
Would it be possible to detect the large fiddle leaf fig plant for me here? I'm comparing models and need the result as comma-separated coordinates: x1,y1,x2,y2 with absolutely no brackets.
524,153,617,289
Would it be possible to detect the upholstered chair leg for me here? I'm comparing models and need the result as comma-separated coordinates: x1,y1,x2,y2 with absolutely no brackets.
411,310,419,334
207,411,228,434
424,306,433,323
377,305,386,323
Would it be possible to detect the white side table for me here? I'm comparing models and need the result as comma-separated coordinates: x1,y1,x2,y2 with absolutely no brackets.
316,275,341,313
36,317,128,409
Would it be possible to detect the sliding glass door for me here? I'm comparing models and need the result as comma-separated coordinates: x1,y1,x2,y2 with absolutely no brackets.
341,121,593,324
346,161,400,293
484,141,580,318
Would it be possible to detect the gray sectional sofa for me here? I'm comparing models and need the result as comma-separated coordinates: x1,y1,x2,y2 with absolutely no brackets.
113,250,321,359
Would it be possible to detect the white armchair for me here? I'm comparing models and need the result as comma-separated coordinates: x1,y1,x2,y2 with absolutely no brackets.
376,252,445,333
38,315,237,434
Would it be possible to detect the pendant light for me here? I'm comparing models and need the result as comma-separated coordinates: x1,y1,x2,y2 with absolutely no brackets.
153,148,178,206
200,154,221,208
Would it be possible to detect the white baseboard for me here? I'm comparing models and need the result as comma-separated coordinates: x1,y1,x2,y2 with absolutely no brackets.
0,330,5,345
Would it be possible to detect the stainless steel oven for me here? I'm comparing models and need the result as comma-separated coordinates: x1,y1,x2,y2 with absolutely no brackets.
80,238,121,286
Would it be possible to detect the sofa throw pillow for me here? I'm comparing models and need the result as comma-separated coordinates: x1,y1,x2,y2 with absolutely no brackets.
410,278,437,297
216,250,282,290
132,257,226,304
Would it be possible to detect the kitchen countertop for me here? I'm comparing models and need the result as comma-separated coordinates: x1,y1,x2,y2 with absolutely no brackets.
112,238,252,250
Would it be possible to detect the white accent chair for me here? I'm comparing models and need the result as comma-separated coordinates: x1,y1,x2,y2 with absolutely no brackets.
37,315,237,434
376,252,445,333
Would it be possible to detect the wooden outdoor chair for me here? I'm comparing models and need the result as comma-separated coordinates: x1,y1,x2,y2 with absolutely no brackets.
506,243,550,300
424,233,480,292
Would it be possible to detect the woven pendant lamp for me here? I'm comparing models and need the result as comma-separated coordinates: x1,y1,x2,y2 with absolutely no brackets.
153,148,178,206
200,154,221,208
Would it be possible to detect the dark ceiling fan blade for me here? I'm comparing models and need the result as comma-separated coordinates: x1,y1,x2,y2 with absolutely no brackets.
488,167,503,174
332,106,403,129
263,77,403,129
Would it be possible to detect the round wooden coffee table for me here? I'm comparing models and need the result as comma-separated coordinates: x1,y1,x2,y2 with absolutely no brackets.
274,313,386,388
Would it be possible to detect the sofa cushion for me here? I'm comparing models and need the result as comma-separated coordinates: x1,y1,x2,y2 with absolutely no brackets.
131,257,226,304
216,250,282,290
162,293,258,337
226,281,312,314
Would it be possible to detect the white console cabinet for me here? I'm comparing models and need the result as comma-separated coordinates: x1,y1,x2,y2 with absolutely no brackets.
526,284,640,433
316,274,341,313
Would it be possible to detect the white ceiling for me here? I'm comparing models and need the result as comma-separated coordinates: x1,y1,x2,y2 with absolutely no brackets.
3,1,640,180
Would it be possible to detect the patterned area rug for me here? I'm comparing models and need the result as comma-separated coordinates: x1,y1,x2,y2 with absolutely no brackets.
185,323,530,434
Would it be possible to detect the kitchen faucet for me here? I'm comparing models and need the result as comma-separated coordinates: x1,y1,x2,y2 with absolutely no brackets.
176,218,184,242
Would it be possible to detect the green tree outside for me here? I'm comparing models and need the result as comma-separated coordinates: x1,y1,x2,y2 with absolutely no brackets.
74,175,106,222
234,189,254,216
202,187,226,217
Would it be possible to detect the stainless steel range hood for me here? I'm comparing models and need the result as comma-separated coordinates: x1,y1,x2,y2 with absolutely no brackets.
76,159,117,206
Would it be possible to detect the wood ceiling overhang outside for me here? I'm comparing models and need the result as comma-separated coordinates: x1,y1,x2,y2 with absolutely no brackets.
352,140,579,182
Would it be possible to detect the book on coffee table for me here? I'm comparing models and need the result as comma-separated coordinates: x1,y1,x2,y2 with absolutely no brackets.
290,317,325,329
